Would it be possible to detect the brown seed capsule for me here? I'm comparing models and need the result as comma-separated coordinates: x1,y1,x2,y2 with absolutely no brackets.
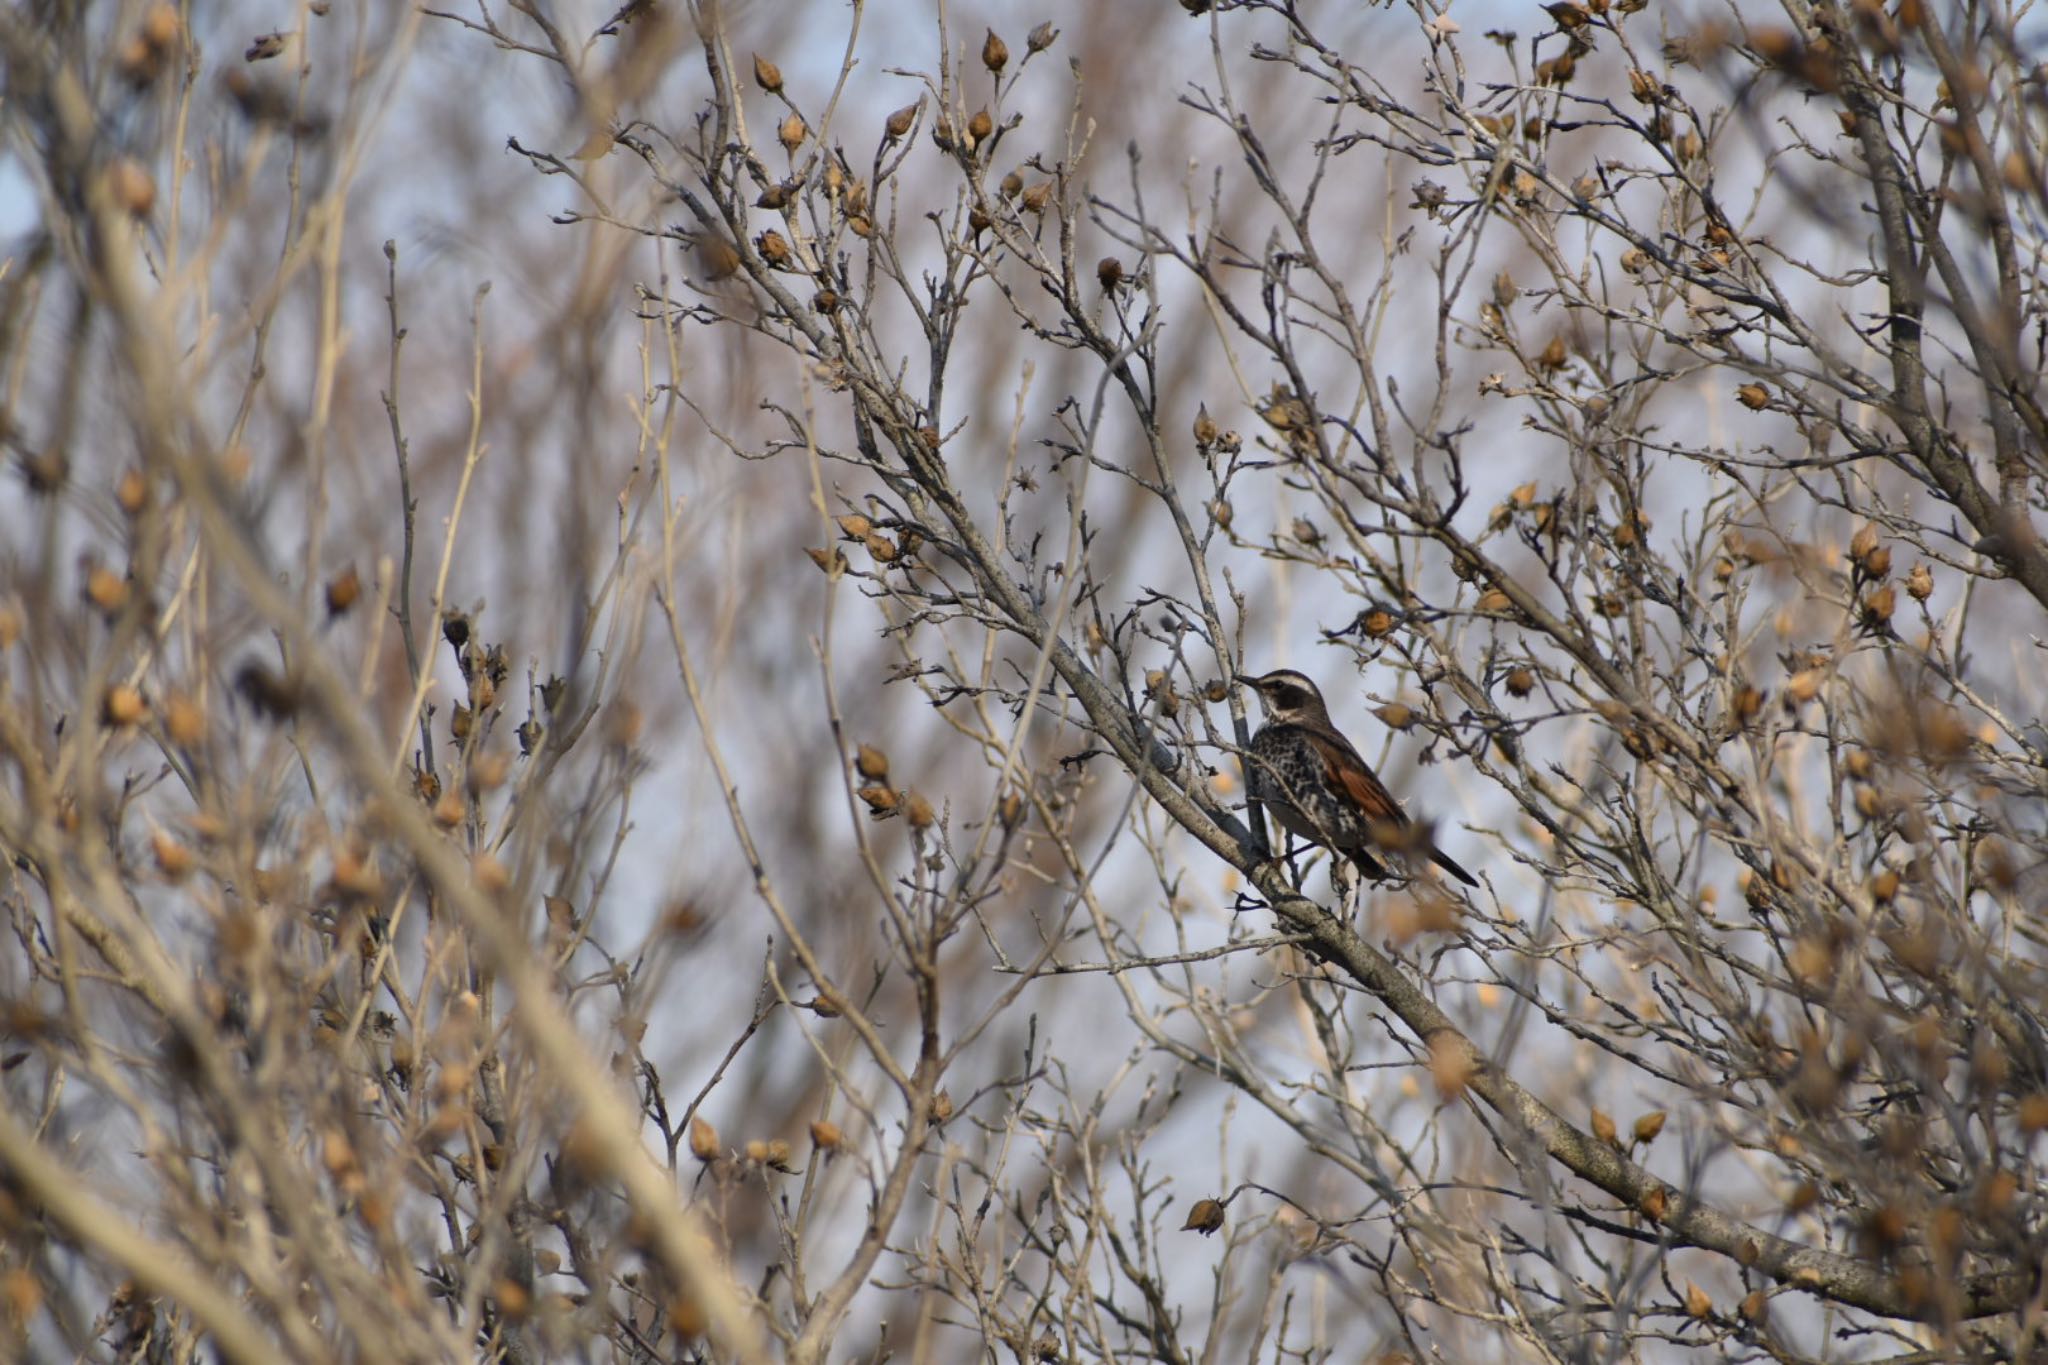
966,108,993,149
814,289,840,314
107,158,155,217
753,53,783,92
931,1089,954,1122
1362,608,1395,638
779,113,807,155
85,563,130,614
163,693,204,745
1478,588,1513,613
1096,256,1122,288
1736,382,1770,409
1862,544,1892,578
103,684,147,727
1209,498,1232,528
325,565,361,616
905,790,935,828
857,785,899,817
696,236,740,280
1505,666,1535,698
1181,1198,1225,1235
968,205,991,234
689,1116,719,1161
1020,181,1051,213
1634,1110,1667,1144
1375,703,1415,731
982,28,1008,74
847,215,873,238
756,229,791,267
810,1120,842,1150
1193,404,1218,446
1027,21,1057,51
141,2,181,50
1537,335,1568,370
1861,584,1896,627
1590,1107,1618,1147
863,532,899,562
999,789,1025,826
885,102,917,141
805,546,847,575
115,467,149,516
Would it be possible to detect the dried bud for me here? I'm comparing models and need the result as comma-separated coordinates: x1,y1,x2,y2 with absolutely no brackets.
1906,562,1933,600
904,790,935,829
1375,703,1415,731
1181,1198,1225,1235
810,1120,842,1151
1685,1281,1712,1320
1505,666,1535,698
805,546,847,575
1096,256,1123,288
325,565,361,616
115,467,149,516
1861,544,1892,578
1590,1107,1618,1147
1634,1110,1667,1144
1027,21,1057,51
1860,584,1896,628
1020,181,1051,213
688,1117,719,1161
164,692,204,744
1193,404,1218,446
981,28,1008,73
102,684,147,727
85,563,131,614
779,112,807,154
885,102,916,140
753,53,783,92
1736,382,1770,409
107,158,156,217
1537,335,1569,370
857,785,899,817
863,532,899,562
855,743,890,779
966,108,993,147
1210,498,1232,528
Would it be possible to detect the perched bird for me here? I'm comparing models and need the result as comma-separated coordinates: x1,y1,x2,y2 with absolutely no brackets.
1235,669,1478,887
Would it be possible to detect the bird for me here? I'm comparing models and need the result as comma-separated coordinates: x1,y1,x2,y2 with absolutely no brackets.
1235,669,1478,888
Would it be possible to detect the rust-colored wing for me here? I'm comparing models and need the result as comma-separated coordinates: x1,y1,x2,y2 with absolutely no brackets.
1310,728,1480,887
1308,729,1406,828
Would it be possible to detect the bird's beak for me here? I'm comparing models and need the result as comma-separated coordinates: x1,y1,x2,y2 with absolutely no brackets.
1231,673,1260,688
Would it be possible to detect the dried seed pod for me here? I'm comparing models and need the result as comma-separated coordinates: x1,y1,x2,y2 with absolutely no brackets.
325,565,361,616
103,684,147,727
1192,404,1217,446
1096,256,1123,288
884,102,916,141
1505,666,1535,698
1736,382,1770,409
1181,1199,1225,1235
756,229,792,267
1027,21,1057,51
1362,608,1395,638
810,1120,842,1150
982,28,1008,73
689,1116,719,1161
905,790,935,828
857,785,899,817
779,112,807,154
1906,562,1933,599
753,53,783,92
1375,703,1415,731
